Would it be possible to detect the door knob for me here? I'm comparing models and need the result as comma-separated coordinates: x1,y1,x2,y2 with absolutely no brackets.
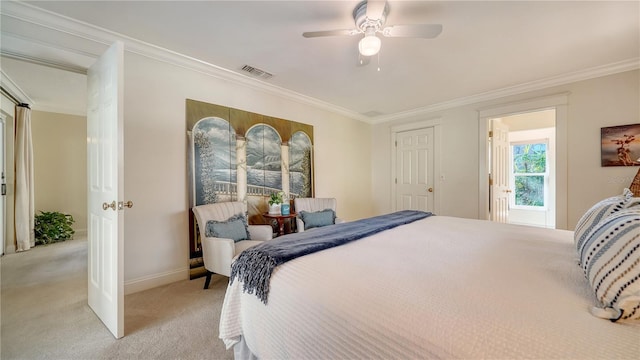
428,187,433,192
102,201,116,211
118,201,134,210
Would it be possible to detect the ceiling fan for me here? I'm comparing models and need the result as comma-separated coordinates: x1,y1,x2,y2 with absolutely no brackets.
303,0,442,60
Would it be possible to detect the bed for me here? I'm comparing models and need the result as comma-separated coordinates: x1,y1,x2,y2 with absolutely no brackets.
219,215,640,359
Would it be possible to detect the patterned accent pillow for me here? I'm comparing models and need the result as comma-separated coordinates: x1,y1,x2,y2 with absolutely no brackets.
205,213,251,242
575,188,636,255
579,208,640,322
298,209,336,230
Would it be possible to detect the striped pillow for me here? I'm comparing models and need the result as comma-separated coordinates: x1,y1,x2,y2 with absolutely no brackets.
579,208,640,322
575,188,635,256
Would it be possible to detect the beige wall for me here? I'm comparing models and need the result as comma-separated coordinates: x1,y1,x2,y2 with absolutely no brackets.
31,110,87,234
372,69,640,230
121,52,373,291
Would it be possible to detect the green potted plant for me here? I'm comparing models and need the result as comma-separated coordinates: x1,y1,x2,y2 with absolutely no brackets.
268,191,284,215
34,210,75,245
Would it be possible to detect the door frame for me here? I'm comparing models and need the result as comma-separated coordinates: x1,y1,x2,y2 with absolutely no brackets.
0,113,5,255
391,118,442,214
478,93,569,229
0,107,17,255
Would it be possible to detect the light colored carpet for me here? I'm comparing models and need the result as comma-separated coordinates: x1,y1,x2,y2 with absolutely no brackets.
1,238,233,360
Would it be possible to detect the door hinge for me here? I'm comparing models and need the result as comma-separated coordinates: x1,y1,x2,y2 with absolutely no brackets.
395,178,397,184
395,140,397,147
488,130,493,138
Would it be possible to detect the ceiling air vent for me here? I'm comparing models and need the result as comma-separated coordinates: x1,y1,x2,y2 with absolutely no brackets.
240,65,273,79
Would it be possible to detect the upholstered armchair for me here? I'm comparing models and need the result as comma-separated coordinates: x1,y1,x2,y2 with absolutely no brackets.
293,197,344,232
192,202,273,289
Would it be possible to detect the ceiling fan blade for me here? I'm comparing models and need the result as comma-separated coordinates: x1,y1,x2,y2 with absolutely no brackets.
382,24,443,38
303,29,358,38
365,0,387,20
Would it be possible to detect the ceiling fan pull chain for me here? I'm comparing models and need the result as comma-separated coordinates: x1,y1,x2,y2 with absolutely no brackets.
377,52,381,72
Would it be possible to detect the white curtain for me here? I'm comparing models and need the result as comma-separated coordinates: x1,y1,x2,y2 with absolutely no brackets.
14,104,34,251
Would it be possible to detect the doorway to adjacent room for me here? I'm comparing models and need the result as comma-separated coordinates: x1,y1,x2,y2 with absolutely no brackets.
489,110,556,228
478,93,569,230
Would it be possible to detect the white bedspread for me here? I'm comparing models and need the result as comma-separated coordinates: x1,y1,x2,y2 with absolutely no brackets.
219,216,640,359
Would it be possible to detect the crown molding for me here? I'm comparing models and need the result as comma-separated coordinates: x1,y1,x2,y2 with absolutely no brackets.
2,1,637,125
1,1,370,123
0,69,34,105
369,58,640,124
1,49,88,74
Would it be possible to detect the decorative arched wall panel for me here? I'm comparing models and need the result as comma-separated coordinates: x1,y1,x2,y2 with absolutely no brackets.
186,99,314,277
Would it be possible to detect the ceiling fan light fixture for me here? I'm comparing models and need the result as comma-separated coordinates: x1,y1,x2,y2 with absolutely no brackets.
302,0,443,65
358,33,381,56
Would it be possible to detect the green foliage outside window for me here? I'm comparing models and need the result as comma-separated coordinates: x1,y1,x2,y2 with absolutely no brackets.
515,176,545,206
512,143,546,207
513,143,546,173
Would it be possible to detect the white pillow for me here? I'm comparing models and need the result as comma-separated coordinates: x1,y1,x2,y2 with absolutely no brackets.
580,208,640,322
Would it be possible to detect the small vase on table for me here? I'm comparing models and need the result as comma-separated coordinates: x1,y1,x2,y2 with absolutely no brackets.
268,203,281,215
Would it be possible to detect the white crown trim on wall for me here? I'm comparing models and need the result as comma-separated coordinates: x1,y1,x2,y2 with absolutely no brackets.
3,1,639,125
1,1,370,123
0,69,34,105
369,58,640,124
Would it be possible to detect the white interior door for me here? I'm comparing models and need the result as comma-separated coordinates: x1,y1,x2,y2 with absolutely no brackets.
395,127,434,212
87,41,124,339
490,120,510,223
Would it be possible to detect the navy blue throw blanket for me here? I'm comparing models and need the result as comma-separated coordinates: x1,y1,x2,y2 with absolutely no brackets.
230,210,433,304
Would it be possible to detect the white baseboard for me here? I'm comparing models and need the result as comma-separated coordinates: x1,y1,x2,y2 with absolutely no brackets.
124,267,189,295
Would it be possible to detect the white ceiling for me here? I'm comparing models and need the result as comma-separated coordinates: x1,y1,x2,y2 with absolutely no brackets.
1,1,639,121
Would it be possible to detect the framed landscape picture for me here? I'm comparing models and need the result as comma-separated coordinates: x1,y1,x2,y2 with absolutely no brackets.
601,123,640,167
